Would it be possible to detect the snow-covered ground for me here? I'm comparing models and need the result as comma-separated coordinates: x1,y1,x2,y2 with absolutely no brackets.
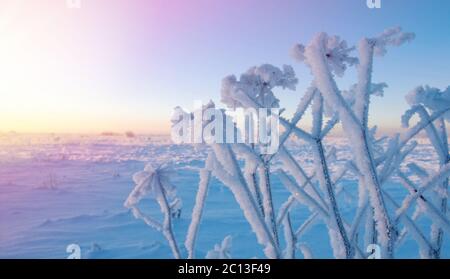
0,133,448,258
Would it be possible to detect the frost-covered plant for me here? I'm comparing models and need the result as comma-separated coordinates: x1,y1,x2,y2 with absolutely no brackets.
205,235,233,259
401,85,450,258
221,64,297,109
180,105,283,259
127,26,449,259
286,27,450,259
124,163,181,259
290,27,417,258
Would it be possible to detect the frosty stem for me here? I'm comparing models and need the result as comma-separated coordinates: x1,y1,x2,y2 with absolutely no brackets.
155,175,181,259
211,144,280,258
429,117,448,258
354,38,375,130
402,105,450,258
314,138,353,258
282,213,295,259
185,166,211,259
252,171,265,217
258,161,279,246
311,93,353,258
305,35,394,258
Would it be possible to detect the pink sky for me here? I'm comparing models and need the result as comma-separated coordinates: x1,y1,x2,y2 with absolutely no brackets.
1,0,449,134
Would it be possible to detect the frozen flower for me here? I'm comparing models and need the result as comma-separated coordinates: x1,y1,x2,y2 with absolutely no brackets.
299,33,358,77
372,26,415,56
124,164,176,208
406,85,450,120
221,64,297,109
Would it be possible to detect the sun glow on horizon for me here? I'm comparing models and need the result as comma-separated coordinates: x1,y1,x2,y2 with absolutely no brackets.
0,0,172,134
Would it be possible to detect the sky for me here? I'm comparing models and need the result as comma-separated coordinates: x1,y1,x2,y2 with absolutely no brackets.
0,0,449,134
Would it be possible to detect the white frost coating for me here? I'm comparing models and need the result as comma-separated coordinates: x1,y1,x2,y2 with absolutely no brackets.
293,34,358,77
293,27,418,258
124,164,181,259
401,105,447,162
295,212,320,238
154,26,447,259
257,164,278,244
221,64,297,109
282,213,295,259
354,38,374,127
213,141,239,176
396,173,450,238
397,164,450,218
276,195,296,226
383,191,433,259
206,235,233,259
372,26,415,56
407,163,429,178
125,164,175,208
232,144,263,169
397,168,450,258
130,206,162,232
418,198,450,236
290,43,306,62
293,86,316,124
380,141,418,184
243,162,264,216
211,144,279,258
302,33,361,125
297,243,314,259
353,27,390,130
277,85,316,148
277,146,328,210
185,154,213,259
398,99,448,257
279,117,315,143
278,170,329,219
320,112,340,138
406,86,450,120
310,92,352,258
349,202,369,243
311,93,323,138
402,84,449,257
400,108,450,149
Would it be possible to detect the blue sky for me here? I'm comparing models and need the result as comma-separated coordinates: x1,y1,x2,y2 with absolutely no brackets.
0,0,449,133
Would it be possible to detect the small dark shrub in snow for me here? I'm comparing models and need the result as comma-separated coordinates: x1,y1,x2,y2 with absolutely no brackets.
125,131,136,138
101,131,119,136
